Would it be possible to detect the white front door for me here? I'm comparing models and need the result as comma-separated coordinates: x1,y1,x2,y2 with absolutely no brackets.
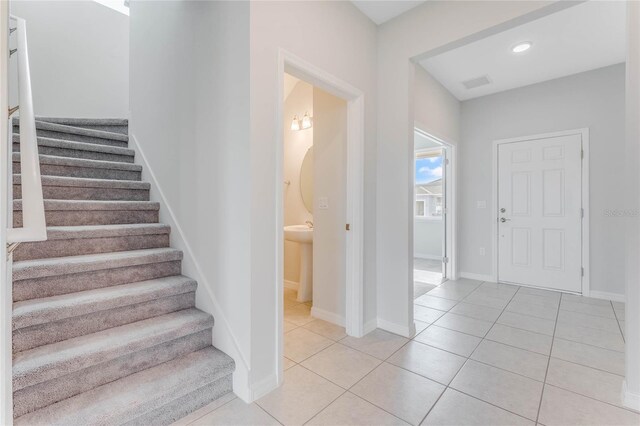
497,134,583,292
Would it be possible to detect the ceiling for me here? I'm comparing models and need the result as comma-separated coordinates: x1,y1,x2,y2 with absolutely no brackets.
351,1,426,25
419,1,626,101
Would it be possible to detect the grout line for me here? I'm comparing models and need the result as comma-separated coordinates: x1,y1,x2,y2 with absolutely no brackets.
184,394,238,425
534,287,562,424
611,300,626,343
542,382,640,415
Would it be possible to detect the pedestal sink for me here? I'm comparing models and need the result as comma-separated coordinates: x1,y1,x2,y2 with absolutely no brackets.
284,225,313,302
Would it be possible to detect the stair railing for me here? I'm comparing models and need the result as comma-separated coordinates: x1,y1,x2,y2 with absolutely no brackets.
6,15,46,253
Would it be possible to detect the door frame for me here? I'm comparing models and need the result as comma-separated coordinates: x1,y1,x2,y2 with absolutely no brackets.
275,49,365,379
412,128,457,282
491,128,590,295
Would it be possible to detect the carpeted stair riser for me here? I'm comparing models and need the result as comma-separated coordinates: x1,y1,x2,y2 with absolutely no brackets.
31,118,129,135
14,232,170,261
13,136,135,163
13,261,182,302
13,347,234,426
13,328,211,418
125,377,232,426
14,182,150,201
13,158,141,181
14,292,196,353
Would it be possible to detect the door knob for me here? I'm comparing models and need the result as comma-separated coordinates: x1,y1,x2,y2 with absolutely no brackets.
500,217,511,223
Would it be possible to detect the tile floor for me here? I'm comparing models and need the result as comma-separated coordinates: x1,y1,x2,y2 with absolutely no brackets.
174,280,638,426
414,258,443,298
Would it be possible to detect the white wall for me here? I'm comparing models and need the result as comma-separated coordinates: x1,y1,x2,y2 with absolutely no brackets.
460,64,626,297
11,1,129,118
376,1,560,335
414,65,460,144
312,87,347,323
249,0,377,395
129,0,252,399
415,220,442,259
283,81,313,284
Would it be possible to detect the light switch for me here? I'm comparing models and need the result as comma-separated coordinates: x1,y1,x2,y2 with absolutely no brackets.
318,197,329,210
477,200,486,209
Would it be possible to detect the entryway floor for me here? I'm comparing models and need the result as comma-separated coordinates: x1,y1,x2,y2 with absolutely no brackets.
414,258,443,298
173,280,637,426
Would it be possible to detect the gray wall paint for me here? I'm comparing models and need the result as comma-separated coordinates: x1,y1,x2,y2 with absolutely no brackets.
460,63,626,296
11,1,129,118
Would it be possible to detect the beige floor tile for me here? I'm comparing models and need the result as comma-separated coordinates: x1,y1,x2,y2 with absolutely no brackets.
562,293,613,307
284,303,315,326
551,338,625,375
450,360,543,421
303,319,347,341
517,287,561,300
173,393,236,425
422,388,534,426
555,322,624,352
340,329,409,360
471,284,519,301
414,325,482,357
560,300,616,318
307,391,409,426
301,343,381,389
413,320,430,335
192,398,279,426
486,324,552,355
545,358,625,407
284,357,297,370
414,294,458,311
620,320,626,336
284,328,334,363
538,384,640,426
414,305,446,324
284,320,299,333
387,340,466,385
449,302,503,322
434,312,493,337
463,292,510,309
497,311,556,336
426,286,470,301
351,363,445,425
557,310,620,333
257,365,343,426
505,300,558,321
470,339,549,381
511,292,560,308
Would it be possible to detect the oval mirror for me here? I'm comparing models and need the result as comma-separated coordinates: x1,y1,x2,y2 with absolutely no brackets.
300,148,313,213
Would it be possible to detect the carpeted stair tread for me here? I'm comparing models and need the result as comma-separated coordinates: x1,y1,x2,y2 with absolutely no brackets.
13,248,182,281
13,276,197,330
13,134,135,159
13,153,141,172
13,347,234,426
22,120,129,142
14,199,159,212
32,117,128,126
13,308,214,391
13,174,150,191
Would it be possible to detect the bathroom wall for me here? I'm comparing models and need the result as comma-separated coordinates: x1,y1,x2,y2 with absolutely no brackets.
313,87,347,323
283,80,313,283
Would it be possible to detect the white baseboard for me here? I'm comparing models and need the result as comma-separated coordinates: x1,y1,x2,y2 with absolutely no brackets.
588,290,626,303
363,318,378,334
623,380,640,412
250,373,280,402
376,318,414,338
284,280,299,290
311,307,345,327
130,133,252,401
459,271,494,282
414,253,441,260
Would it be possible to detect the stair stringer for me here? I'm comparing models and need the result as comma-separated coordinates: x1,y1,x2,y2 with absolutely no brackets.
128,133,252,401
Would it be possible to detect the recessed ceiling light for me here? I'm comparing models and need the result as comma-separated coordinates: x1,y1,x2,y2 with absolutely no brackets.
512,41,532,53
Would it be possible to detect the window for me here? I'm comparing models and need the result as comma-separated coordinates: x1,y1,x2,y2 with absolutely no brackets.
415,148,443,220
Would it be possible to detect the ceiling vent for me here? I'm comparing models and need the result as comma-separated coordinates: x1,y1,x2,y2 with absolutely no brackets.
462,75,492,90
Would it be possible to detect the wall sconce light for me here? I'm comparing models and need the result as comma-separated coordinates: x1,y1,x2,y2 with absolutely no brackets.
291,115,300,131
301,112,312,130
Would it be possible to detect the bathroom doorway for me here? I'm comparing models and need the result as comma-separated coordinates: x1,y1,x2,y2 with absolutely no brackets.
413,129,455,299
276,51,365,383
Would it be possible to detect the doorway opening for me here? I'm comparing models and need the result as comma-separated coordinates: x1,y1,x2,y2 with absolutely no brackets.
412,129,455,299
276,50,365,385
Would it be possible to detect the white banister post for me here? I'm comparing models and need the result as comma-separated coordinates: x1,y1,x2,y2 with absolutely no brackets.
624,0,640,412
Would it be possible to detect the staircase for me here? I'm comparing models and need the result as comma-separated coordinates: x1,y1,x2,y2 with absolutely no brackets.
10,117,235,425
